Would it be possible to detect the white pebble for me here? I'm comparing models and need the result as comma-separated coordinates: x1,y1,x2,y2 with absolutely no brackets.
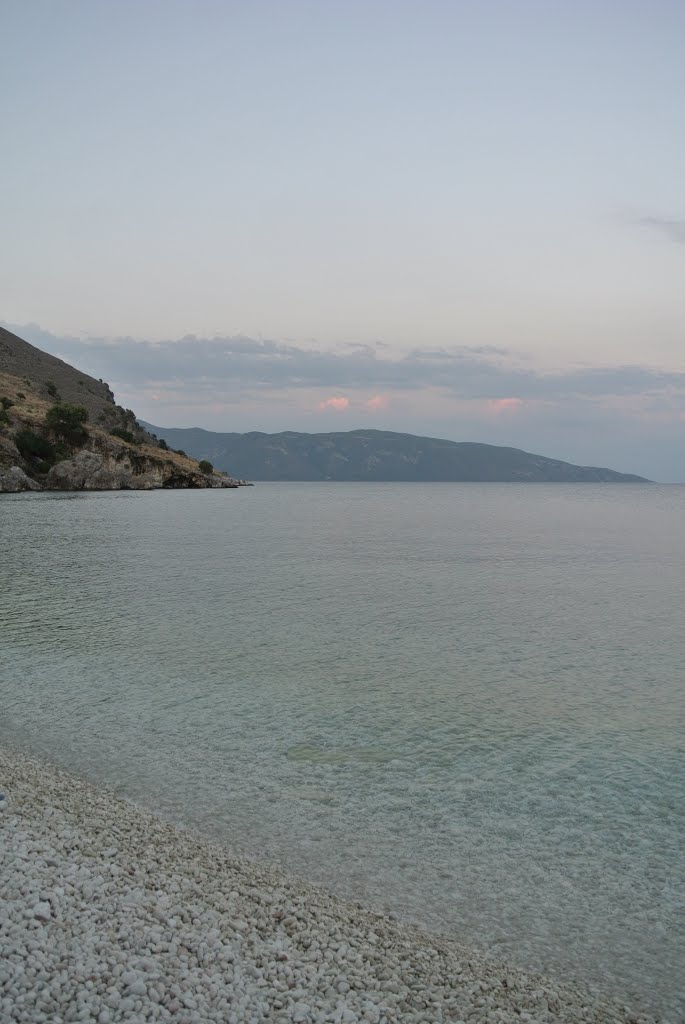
0,747,657,1024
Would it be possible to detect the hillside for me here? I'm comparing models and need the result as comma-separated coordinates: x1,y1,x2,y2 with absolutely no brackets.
0,326,149,436
0,327,238,491
143,424,649,483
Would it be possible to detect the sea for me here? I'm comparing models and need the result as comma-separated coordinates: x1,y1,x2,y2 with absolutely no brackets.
1,484,683,1019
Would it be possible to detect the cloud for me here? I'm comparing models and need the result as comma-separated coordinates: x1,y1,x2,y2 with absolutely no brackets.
5,322,685,411
319,396,349,411
488,397,523,414
6,321,685,477
637,215,685,246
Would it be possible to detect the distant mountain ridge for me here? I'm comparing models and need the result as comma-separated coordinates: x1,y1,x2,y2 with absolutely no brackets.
142,424,649,483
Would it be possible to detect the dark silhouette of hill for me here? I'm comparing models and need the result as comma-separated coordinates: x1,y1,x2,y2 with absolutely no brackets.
142,424,649,483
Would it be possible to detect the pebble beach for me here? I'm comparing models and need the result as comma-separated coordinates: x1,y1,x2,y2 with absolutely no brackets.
0,746,661,1024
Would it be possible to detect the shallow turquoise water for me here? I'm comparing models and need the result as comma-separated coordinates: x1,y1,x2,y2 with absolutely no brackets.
1,484,683,1017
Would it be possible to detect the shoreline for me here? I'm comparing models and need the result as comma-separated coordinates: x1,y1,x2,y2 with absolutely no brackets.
1,745,659,1024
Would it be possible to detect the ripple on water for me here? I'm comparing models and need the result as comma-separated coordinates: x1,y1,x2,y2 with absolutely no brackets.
286,745,398,765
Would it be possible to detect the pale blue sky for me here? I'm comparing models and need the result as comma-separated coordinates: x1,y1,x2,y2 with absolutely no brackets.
2,1,684,478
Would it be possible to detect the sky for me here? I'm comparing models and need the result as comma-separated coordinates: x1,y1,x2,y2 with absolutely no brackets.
2,0,684,480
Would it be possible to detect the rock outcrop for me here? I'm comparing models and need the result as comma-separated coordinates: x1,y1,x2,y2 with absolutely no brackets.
45,442,237,490
0,467,42,493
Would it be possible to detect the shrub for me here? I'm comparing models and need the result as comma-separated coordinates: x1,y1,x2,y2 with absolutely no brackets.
45,402,89,443
174,449,186,457
0,409,10,426
111,426,136,444
158,438,169,450
1,397,14,410
45,381,58,398
198,459,213,474
16,392,26,400
15,429,57,466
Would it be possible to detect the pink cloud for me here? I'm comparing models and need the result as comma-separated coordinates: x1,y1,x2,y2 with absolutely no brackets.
487,397,523,414
319,396,350,411
365,394,389,410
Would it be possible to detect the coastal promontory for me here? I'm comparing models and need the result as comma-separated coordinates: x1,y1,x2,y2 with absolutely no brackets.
0,327,238,492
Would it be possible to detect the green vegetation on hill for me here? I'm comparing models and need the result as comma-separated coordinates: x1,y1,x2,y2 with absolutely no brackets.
45,402,89,443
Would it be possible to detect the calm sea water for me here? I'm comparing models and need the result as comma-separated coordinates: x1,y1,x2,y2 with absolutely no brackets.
1,484,683,1018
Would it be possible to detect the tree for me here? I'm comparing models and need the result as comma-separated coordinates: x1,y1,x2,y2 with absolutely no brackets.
45,403,89,443
198,459,213,474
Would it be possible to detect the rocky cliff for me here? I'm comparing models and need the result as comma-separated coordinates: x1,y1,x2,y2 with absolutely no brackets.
0,330,239,492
